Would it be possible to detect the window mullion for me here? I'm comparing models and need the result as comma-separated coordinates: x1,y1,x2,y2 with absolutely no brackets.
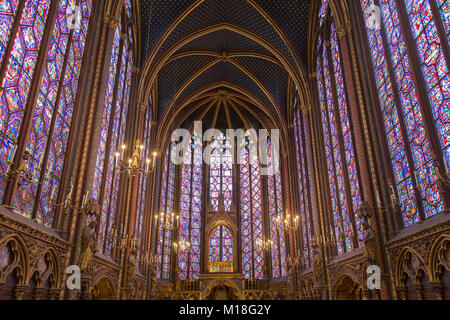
187,144,195,279
319,47,348,253
374,0,427,222
299,111,313,262
159,150,171,278
0,0,26,83
325,39,359,249
3,1,59,206
30,25,77,222
430,0,450,70
394,0,450,211
293,110,306,260
98,36,125,209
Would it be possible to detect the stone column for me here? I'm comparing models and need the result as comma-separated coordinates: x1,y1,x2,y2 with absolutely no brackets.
335,23,390,300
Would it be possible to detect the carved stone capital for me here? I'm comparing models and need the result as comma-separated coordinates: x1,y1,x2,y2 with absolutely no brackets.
14,284,28,300
104,15,120,29
336,23,352,38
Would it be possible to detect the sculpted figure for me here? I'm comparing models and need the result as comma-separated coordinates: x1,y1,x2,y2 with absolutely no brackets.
80,217,97,271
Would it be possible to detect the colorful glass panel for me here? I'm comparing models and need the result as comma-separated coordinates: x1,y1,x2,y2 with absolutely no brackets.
209,225,233,264
317,48,345,254
267,138,286,278
209,133,232,211
178,133,203,280
240,140,264,279
0,0,19,65
157,144,176,279
330,24,364,243
405,0,449,217
91,24,121,202
293,107,313,266
322,39,354,252
361,0,444,226
0,0,51,200
136,105,152,266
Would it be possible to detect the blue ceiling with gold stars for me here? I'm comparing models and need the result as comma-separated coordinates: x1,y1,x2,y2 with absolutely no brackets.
140,0,313,123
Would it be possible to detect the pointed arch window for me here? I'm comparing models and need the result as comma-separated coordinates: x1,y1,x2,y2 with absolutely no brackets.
360,0,447,227
319,0,329,26
125,0,132,20
209,132,233,211
93,22,134,255
0,0,20,65
316,21,363,255
209,225,233,264
240,136,264,279
0,0,93,227
178,132,203,280
136,101,153,266
293,100,316,267
156,143,176,279
267,138,287,278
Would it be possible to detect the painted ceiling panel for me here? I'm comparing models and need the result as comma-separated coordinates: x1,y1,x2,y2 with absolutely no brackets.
169,61,275,119
141,0,196,57
153,0,296,67
157,55,217,117
232,56,288,118
255,0,311,63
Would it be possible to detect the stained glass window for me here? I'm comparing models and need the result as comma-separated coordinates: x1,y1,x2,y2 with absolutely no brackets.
99,38,133,255
209,225,233,263
95,23,134,254
0,0,52,200
293,102,315,268
319,0,329,26
156,143,176,279
136,102,152,268
91,24,121,202
405,0,450,195
360,0,446,227
178,132,203,280
240,136,264,279
0,0,92,228
267,138,286,278
316,22,364,255
437,0,450,38
209,132,232,211
12,0,92,226
125,0,132,20
0,0,19,65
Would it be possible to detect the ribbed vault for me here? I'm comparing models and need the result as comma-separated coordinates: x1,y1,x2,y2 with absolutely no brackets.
138,0,314,149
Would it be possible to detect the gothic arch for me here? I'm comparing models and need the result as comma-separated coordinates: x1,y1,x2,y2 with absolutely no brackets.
0,234,29,286
333,274,362,300
201,279,242,300
91,277,116,300
394,247,429,287
156,82,289,153
138,23,312,115
29,249,61,289
428,235,450,283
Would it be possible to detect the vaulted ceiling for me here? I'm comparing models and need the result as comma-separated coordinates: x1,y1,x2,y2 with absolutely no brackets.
138,0,313,136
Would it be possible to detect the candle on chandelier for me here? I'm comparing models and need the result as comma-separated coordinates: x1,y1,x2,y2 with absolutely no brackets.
10,144,18,163
46,163,53,180
121,144,126,159
67,182,73,201
115,152,120,167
